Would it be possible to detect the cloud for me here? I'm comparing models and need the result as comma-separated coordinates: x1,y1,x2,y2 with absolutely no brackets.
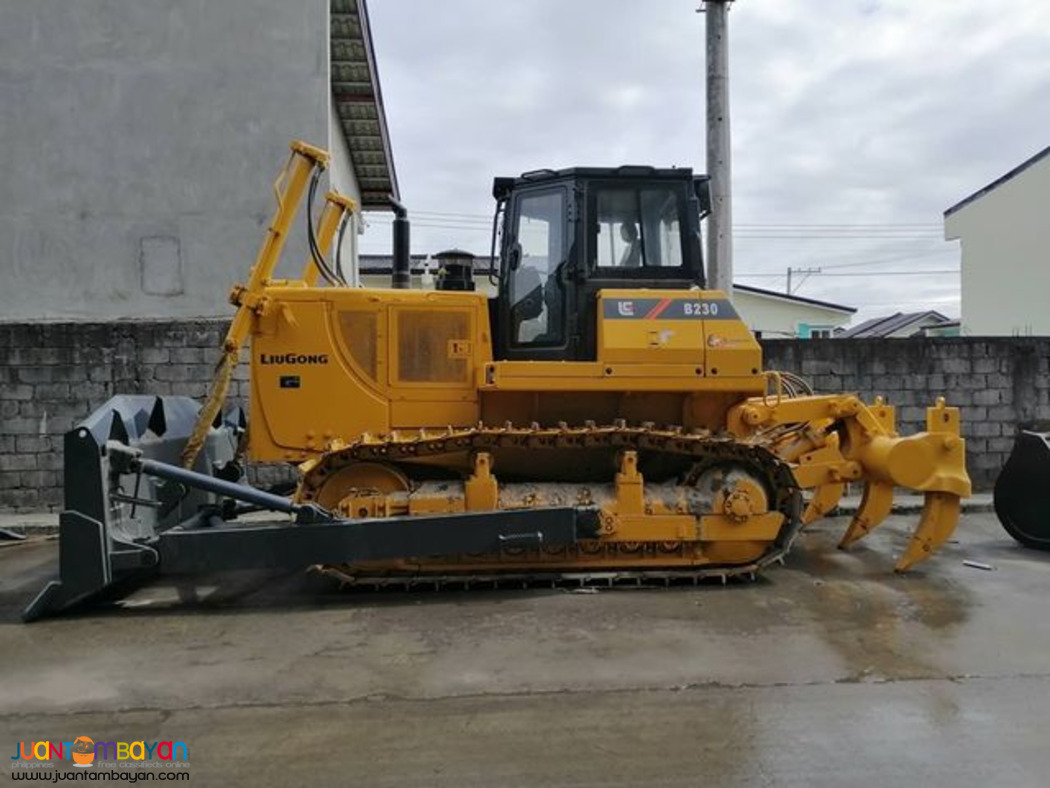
362,0,1050,322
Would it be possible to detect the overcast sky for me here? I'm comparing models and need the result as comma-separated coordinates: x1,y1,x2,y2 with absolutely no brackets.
360,0,1049,323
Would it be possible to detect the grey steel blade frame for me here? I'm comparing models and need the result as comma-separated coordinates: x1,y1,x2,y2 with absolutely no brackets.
24,394,597,621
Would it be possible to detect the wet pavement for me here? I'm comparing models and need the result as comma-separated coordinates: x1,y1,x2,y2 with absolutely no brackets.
1,511,1049,786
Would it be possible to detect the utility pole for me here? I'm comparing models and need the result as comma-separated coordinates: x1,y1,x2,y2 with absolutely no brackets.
786,266,822,294
704,0,733,295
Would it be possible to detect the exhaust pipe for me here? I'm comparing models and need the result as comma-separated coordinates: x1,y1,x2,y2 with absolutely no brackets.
390,196,410,289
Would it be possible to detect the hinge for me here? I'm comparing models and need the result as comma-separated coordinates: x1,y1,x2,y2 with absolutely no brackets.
569,188,584,223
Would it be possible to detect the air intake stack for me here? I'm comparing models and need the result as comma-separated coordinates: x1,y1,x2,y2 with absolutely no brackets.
434,249,476,292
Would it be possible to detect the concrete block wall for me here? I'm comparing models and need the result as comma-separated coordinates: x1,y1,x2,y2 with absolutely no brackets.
0,320,294,512
762,338,1050,490
2,327,1048,511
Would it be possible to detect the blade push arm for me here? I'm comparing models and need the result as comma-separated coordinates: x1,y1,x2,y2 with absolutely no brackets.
180,141,330,470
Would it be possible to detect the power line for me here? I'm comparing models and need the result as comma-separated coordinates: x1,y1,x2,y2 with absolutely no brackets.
364,221,493,232
737,234,943,238
809,269,958,277
376,210,946,230
786,266,822,293
736,223,941,228
403,208,944,227
366,219,948,240
737,269,958,278
816,249,954,270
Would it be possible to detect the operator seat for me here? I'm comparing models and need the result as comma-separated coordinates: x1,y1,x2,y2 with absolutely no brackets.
619,223,642,267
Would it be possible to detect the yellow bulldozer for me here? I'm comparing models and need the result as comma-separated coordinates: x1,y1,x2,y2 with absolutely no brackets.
26,141,970,619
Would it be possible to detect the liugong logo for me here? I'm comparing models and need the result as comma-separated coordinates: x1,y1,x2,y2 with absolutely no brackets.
259,352,328,365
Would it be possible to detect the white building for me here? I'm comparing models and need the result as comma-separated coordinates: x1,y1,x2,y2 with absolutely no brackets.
0,0,397,320
944,146,1050,336
732,285,855,339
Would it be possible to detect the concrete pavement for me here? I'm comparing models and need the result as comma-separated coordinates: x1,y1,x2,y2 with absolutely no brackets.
1,511,1048,786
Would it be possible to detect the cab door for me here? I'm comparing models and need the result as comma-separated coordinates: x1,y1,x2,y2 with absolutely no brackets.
496,184,575,361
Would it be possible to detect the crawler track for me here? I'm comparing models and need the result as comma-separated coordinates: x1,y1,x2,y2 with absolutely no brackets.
298,423,805,584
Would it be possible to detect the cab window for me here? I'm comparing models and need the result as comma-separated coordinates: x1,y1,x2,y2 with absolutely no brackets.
595,187,683,269
507,189,566,346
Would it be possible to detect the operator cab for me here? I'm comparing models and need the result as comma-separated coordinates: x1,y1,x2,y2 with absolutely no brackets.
490,167,711,361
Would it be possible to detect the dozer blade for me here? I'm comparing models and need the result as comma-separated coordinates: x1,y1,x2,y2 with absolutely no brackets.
895,492,961,572
994,429,1050,550
838,481,894,548
802,482,845,526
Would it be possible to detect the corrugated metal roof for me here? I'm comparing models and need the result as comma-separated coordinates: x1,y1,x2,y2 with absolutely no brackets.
331,0,399,207
837,310,950,338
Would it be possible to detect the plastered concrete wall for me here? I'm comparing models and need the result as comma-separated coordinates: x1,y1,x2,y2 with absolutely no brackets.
0,0,332,319
945,156,1050,336
1,328,1047,510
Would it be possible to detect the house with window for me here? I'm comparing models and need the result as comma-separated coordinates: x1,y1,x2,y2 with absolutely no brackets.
732,285,856,338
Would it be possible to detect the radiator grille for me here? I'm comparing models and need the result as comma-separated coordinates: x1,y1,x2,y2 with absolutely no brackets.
396,310,470,384
337,310,378,381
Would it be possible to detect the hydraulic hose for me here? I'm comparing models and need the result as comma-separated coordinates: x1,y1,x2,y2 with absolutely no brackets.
306,169,341,286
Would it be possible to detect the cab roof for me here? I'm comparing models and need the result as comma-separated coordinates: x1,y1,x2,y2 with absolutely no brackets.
492,166,705,200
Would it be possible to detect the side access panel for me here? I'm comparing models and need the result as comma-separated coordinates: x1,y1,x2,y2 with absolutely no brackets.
597,289,762,378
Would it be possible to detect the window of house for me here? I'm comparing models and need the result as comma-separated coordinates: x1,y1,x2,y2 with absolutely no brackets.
798,323,835,339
